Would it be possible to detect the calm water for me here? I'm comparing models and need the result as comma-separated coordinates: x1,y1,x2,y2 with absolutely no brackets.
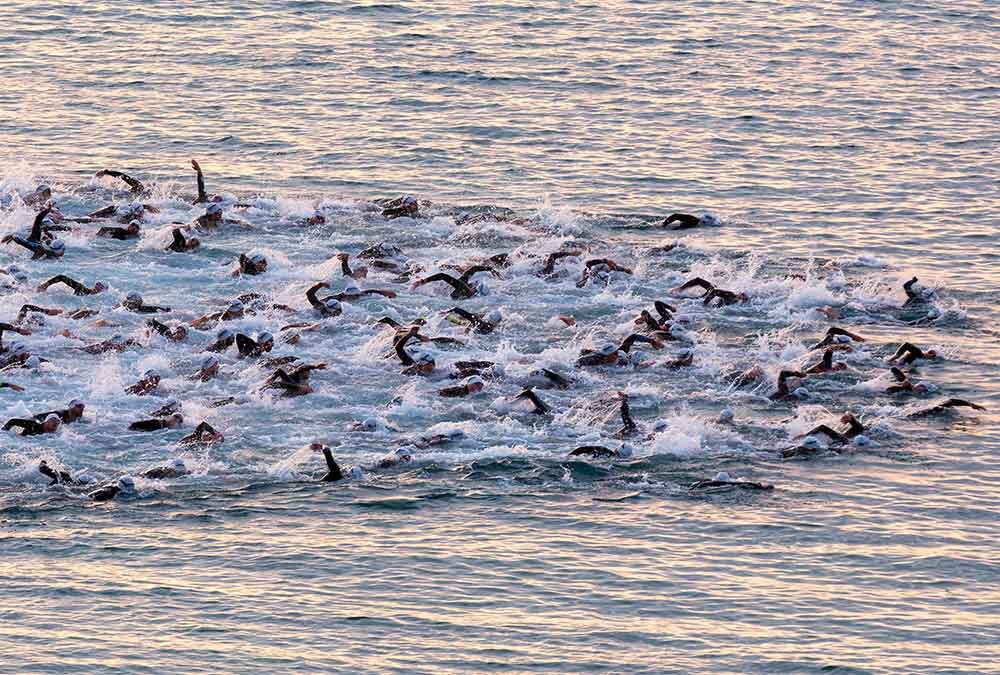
1,1,998,673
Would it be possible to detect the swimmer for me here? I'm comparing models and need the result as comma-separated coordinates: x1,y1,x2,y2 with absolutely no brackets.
4,414,60,436
194,355,220,381
89,476,136,502
129,413,183,432
95,169,147,195
37,275,107,296
331,284,397,302
393,327,435,375
0,381,26,392
122,292,170,314
147,318,188,342
810,326,866,350
16,304,62,325
82,335,140,354
411,428,466,449
662,348,694,369
703,287,749,307
263,363,326,397
167,228,200,252
374,447,413,470
438,375,485,398
140,458,189,480
236,253,268,276
671,277,715,297
618,333,665,354
205,328,236,353
804,348,847,374
305,283,344,317
907,399,986,418
312,443,344,482
191,300,245,329
903,276,931,306
38,459,78,486
444,307,502,334
576,258,633,288
358,242,405,260
179,421,224,445
236,331,274,358
97,220,141,240
381,195,419,220
888,342,937,365
22,183,52,207
335,253,368,280
125,369,161,396
569,443,634,459
576,344,623,368
770,370,807,400
660,213,703,230
688,471,773,491
886,367,928,395
2,208,65,259
33,399,86,424
196,203,224,229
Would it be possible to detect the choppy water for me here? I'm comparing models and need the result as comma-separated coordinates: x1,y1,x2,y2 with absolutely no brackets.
1,1,998,673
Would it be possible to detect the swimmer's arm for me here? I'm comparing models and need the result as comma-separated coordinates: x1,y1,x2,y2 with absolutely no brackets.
29,208,52,242
0,382,26,392
0,322,31,336
88,205,118,219
17,304,61,323
305,282,330,309
97,170,145,195
674,277,714,294
191,160,207,203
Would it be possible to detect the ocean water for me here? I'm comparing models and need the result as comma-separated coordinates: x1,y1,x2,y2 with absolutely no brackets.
1,1,998,673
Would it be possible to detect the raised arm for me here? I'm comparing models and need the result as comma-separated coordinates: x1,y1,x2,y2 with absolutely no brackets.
191,160,207,203
97,170,146,195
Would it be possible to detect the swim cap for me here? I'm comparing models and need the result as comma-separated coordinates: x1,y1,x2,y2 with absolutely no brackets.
484,310,502,325
25,355,41,369
359,417,378,431
793,387,810,399
143,369,159,380
835,334,851,343
618,443,635,458
110,334,126,344
257,331,273,344
345,284,361,296
718,408,735,424
93,281,108,292
10,342,28,355
395,446,413,458
118,475,135,490
44,414,60,425
801,436,822,450
854,434,871,447
446,428,466,440
414,352,435,365
249,253,266,264
126,291,143,304
598,343,618,356
227,300,244,313
41,216,55,227
652,420,670,432
206,203,223,215
714,471,732,482
216,328,234,340
464,375,484,387
349,466,366,481
49,239,65,251
700,213,721,227
69,399,85,410
127,219,142,228
201,355,219,370
323,298,341,311
173,458,186,471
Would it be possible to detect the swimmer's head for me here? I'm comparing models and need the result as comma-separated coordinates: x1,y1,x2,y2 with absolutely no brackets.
25,355,41,369
42,414,61,432
598,343,618,357
925,349,938,359
793,387,810,399
125,291,143,307
206,203,223,216
484,310,502,326
464,375,484,392
69,399,85,412
257,331,274,347
216,328,234,341
93,281,108,292
349,466,366,481
652,419,670,433
126,220,141,234
49,239,65,253
10,342,28,356
358,417,378,432
344,284,361,296
714,471,732,482
143,369,160,381
835,334,852,344
118,475,135,491
445,428,466,441
718,408,735,424
854,434,871,447
801,436,822,450
226,300,244,315
323,298,342,314
618,443,635,458
173,458,186,471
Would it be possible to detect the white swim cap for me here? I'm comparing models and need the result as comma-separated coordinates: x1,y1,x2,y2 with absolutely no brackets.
714,471,732,482
598,343,618,356
118,475,135,490
227,300,244,313
345,284,361,295
360,417,378,431
349,466,366,481
652,419,670,432
854,434,871,447
216,328,234,340
25,355,41,369
143,369,159,379
257,331,273,344
835,334,851,343
802,436,822,450
126,291,143,304
415,352,435,365
249,253,266,264
484,310,502,325
718,408,735,424
69,399,85,409
395,446,413,457
793,387,810,399
206,203,223,215
49,239,65,251
323,298,341,311
10,342,28,355
700,213,720,227
618,443,635,458
446,428,466,440
44,414,60,425
201,355,218,370
465,376,484,387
